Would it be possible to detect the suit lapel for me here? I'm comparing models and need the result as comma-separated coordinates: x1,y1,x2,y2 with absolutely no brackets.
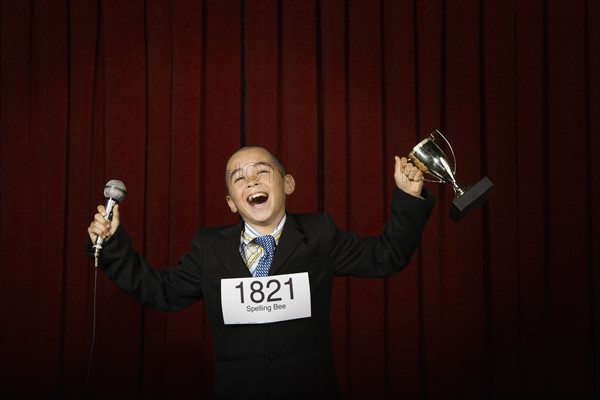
269,214,304,275
214,214,305,278
216,222,252,278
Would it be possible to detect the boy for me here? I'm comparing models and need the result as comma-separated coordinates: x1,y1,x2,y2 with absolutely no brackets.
87,146,435,399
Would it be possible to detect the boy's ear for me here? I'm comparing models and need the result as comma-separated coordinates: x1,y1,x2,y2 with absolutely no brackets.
284,174,296,195
226,195,237,213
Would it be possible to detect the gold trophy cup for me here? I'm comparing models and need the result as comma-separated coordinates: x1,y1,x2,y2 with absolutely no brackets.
409,130,493,222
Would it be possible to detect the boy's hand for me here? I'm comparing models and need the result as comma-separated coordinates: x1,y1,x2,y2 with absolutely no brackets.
87,204,120,243
394,156,424,198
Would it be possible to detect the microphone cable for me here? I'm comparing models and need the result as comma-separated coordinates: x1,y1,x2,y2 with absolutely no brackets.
84,263,100,399
84,180,126,397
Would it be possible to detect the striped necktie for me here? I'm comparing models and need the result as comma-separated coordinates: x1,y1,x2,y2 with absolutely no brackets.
253,235,276,277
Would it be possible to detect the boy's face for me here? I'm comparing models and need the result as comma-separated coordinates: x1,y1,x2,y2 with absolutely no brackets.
225,147,295,234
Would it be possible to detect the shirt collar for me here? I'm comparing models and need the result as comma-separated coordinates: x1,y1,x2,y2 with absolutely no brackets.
241,214,287,246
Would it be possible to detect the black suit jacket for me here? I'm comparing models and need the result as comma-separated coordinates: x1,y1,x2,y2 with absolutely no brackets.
93,188,435,399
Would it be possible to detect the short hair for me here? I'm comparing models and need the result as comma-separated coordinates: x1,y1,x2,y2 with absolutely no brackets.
225,146,286,192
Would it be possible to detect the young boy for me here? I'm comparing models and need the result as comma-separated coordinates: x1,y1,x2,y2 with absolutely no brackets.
87,146,435,399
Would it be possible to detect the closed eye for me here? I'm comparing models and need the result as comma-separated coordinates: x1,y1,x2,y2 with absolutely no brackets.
232,173,244,183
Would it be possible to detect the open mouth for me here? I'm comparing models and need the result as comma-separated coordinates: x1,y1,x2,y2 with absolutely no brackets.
247,192,269,206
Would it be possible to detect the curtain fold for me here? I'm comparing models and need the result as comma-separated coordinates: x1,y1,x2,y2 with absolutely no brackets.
0,0,598,398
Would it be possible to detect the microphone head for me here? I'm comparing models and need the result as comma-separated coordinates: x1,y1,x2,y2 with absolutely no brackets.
104,179,127,202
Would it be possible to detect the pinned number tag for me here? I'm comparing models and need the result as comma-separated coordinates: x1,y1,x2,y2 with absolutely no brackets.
221,272,311,325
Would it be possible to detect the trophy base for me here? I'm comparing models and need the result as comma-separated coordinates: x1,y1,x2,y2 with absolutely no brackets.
450,176,494,223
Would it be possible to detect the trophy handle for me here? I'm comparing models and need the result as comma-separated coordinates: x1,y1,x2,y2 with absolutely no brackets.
431,129,457,175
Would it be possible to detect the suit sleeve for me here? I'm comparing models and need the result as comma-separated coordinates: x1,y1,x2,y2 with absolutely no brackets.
86,227,205,311
330,188,435,277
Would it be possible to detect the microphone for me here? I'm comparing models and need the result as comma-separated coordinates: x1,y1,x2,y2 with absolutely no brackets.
93,179,127,266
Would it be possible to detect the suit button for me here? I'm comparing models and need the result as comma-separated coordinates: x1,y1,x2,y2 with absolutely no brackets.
268,354,278,363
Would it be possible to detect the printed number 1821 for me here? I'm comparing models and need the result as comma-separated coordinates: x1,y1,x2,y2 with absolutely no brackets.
235,277,294,304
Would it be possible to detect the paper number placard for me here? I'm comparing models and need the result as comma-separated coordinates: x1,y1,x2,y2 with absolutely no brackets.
221,272,311,324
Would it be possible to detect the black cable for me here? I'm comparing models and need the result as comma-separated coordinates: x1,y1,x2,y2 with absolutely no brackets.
84,265,99,399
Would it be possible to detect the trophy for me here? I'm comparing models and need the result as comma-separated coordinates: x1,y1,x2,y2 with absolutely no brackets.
409,130,493,222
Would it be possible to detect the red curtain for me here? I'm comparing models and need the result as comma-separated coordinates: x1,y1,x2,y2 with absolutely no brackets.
1,0,598,398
